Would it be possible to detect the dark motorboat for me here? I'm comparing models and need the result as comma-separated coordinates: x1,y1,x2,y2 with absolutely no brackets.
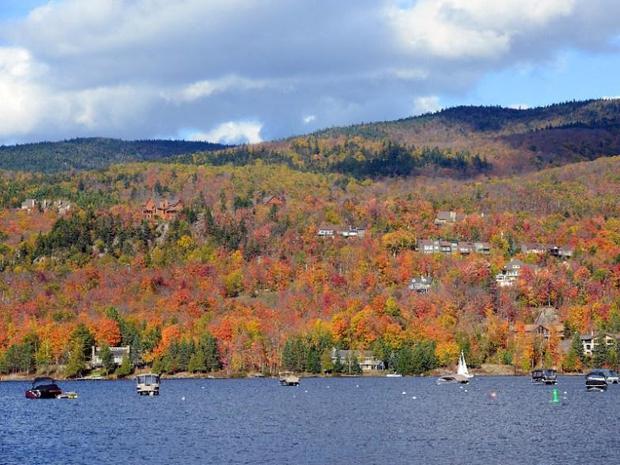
25,377,63,399
531,369,557,385
585,371,608,392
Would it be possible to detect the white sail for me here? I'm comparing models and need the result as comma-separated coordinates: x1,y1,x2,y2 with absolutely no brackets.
457,351,472,378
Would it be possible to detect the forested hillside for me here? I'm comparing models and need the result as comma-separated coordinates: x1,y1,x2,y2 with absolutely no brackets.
185,99,620,178
0,138,226,173
1,151,619,378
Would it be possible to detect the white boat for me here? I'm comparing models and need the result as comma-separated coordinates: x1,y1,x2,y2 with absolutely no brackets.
457,351,474,380
437,352,473,384
279,372,300,386
386,373,403,378
136,373,160,396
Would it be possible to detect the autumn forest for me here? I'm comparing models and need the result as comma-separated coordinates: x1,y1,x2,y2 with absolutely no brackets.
1,100,620,379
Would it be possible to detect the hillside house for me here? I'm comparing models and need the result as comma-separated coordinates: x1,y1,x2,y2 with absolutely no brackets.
526,307,564,339
331,349,384,372
340,227,366,238
261,194,286,207
520,243,574,260
317,225,337,237
417,239,490,255
20,199,37,211
458,242,473,254
408,276,433,293
549,246,574,260
434,211,466,225
54,200,73,215
90,345,131,367
521,243,548,255
317,226,366,238
20,198,73,214
495,259,536,287
580,333,620,356
143,197,184,221
473,242,491,254
510,307,564,343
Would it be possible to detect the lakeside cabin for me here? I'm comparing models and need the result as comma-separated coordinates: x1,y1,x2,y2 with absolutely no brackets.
330,349,384,372
90,345,131,368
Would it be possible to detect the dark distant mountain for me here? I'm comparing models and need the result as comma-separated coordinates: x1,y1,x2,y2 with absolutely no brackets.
0,138,226,173
5,99,620,177
187,99,620,178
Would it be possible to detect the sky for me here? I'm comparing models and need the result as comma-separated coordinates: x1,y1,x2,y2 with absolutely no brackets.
1,0,620,145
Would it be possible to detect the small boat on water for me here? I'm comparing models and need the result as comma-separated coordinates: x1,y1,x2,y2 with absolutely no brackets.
437,352,473,385
136,373,160,396
531,369,557,385
25,377,66,399
386,373,402,378
585,371,608,392
279,372,300,386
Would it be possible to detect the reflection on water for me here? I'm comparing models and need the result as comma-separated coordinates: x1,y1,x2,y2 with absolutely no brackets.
1,376,619,465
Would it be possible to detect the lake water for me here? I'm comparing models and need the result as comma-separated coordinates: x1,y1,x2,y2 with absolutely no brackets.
1,376,618,465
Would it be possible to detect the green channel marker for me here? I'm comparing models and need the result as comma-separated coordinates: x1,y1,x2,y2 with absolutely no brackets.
551,388,560,404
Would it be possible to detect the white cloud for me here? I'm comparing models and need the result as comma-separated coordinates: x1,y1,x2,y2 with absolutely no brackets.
303,115,316,124
1,0,620,143
413,96,441,115
178,75,270,102
391,0,576,60
0,47,45,137
189,121,263,145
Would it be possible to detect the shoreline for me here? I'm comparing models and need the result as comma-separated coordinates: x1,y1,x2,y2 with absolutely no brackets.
0,370,587,382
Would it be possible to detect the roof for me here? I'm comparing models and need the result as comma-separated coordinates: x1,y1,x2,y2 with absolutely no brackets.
533,307,560,326
504,259,527,271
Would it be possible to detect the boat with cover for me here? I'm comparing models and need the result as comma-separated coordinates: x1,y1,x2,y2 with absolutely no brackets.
136,373,160,396
585,371,608,391
25,377,63,399
531,369,557,385
437,352,473,384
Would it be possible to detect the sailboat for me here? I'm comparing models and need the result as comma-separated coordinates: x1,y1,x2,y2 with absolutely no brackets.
437,351,473,384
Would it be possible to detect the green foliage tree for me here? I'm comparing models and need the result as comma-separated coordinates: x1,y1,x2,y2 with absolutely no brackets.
70,324,96,360
99,344,116,375
65,339,87,378
395,341,438,375
224,271,244,297
35,340,53,373
592,335,609,368
188,349,207,373
320,349,334,374
115,355,134,378
199,333,221,372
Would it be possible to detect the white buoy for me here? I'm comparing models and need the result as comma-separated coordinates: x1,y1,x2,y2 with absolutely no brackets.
181,396,185,401
402,391,407,395
412,396,417,400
